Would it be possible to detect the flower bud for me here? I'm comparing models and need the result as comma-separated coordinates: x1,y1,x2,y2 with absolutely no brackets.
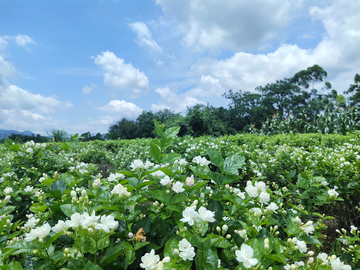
70,190,77,197
81,189,87,197
308,257,314,264
64,248,70,253
162,256,171,263
264,238,269,245
128,232,134,238
264,244,269,250
88,228,93,234
222,225,228,233
173,249,179,255
226,234,231,239
216,226,221,233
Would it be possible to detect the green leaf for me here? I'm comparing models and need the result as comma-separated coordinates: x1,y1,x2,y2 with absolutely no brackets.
150,141,162,163
264,254,286,264
164,238,179,260
195,248,218,270
60,173,76,187
162,153,182,164
207,148,224,172
41,178,57,186
223,155,245,175
9,144,20,152
128,177,139,188
5,261,22,270
154,119,164,137
60,204,80,217
150,190,170,205
171,193,189,204
0,206,16,216
163,126,180,139
30,203,47,213
207,200,223,225
99,243,131,267
136,180,156,190
83,261,103,270
51,180,67,194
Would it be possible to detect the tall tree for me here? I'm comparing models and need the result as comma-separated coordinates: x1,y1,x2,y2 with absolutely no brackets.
106,118,137,140
345,74,360,107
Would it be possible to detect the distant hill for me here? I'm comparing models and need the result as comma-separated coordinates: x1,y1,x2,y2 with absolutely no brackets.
0,129,35,139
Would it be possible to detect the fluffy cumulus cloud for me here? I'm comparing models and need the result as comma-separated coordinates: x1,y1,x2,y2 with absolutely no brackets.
82,83,97,94
155,0,291,51
94,51,149,95
189,0,360,96
129,22,162,52
99,100,143,119
151,87,204,113
0,55,72,132
15,34,36,46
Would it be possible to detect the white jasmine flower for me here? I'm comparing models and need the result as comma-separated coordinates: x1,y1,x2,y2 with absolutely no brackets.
296,240,307,253
235,244,258,268
81,211,100,227
160,175,172,186
192,156,210,166
265,202,279,213
24,217,40,228
52,220,69,233
144,160,154,169
197,206,215,223
151,170,166,177
140,249,160,270
185,175,195,186
328,189,339,198
4,187,13,194
130,159,145,171
317,253,328,265
25,223,51,242
172,181,185,193
302,221,315,235
178,239,195,261
245,184,258,198
258,191,270,204
111,184,131,198
95,215,119,233
255,181,266,191
66,213,84,229
24,186,34,193
180,207,199,226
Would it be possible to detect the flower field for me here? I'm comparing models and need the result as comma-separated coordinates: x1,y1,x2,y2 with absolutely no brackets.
1,123,360,270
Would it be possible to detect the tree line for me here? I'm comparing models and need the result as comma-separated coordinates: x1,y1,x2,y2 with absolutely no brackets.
106,65,360,139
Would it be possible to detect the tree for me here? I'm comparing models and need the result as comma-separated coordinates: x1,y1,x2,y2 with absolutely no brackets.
48,129,68,142
345,74,360,107
106,118,137,140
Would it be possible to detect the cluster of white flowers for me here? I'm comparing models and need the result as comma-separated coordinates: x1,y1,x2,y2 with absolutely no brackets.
178,238,195,261
180,206,215,225
140,249,170,270
301,220,315,235
328,188,339,198
235,244,258,268
316,253,351,269
172,181,185,193
111,184,131,198
107,172,125,182
244,181,270,204
192,156,210,166
50,211,118,235
159,175,172,186
130,159,145,171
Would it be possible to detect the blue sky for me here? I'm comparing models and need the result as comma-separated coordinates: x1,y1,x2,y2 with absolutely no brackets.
1,0,359,135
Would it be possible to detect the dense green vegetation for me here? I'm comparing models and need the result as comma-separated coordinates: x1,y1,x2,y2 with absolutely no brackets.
106,65,359,140
1,125,359,269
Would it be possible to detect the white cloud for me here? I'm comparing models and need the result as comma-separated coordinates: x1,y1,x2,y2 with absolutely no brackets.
0,37,8,51
151,87,204,113
129,22,162,52
15,34,36,46
155,0,291,51
99,100,143,118
190,0,360,96
0,55,16,77
94,51,149,94
82,83,97,94
0,109,66,135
